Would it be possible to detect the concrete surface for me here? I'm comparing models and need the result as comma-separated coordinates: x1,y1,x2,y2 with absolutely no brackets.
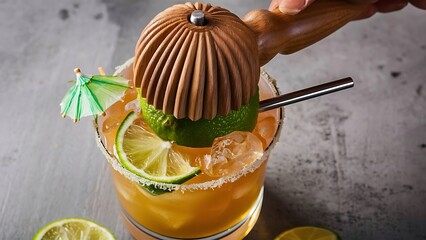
0,0,425,239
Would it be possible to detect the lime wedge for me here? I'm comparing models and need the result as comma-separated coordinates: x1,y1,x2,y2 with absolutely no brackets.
33,218,115,240
275,226,340,240
115,111,200,184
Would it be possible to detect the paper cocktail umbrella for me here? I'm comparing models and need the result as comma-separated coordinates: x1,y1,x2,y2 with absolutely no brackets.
60,68,129,122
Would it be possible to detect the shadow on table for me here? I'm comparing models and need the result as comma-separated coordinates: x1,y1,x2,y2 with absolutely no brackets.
244,182,304,239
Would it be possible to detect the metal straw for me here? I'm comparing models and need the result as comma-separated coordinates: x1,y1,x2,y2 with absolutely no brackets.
259,77,354,112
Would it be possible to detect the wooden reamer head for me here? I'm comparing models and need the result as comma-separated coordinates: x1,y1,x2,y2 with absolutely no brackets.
133,2,259,121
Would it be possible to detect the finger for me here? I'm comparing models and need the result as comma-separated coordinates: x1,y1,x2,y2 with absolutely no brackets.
409,0,426,9
279,0,305,15
376,0,408,12
277,0,316,15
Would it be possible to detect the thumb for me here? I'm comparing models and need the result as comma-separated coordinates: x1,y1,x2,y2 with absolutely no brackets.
273,0,316,15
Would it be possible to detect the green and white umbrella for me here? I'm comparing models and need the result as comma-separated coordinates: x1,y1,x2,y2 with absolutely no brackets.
60,68,130,122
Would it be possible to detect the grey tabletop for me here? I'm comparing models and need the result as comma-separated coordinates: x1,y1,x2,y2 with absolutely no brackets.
1,0,425,239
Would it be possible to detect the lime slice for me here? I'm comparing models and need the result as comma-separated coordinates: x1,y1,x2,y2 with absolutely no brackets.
33,218,115,240
115,111,200,184
275,226,340,240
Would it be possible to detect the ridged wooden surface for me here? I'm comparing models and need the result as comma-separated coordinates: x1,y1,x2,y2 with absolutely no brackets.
133,2,259,121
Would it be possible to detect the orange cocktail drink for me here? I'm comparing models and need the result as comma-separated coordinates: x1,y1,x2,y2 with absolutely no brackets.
96,60,283,239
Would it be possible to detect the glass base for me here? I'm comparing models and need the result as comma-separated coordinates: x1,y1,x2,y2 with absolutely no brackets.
120,187,264,240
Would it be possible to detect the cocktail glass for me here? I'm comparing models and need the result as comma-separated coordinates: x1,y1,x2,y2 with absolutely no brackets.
96,59,284,239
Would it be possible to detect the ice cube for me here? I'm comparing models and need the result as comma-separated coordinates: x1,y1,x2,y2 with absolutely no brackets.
199,131,263,178
253,115,277,149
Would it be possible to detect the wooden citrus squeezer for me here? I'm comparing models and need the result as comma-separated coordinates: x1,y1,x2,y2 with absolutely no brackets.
133,1,368,121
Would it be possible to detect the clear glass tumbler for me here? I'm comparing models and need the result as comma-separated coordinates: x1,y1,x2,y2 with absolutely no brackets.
96,59,284,239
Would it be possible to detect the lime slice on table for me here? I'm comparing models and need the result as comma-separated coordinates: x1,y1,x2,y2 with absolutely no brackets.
33,218,115,240
115,111,200,185
275,226,340,240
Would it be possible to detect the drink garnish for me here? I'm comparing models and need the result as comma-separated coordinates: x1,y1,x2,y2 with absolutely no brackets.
115,111,200,184
60,68,129,122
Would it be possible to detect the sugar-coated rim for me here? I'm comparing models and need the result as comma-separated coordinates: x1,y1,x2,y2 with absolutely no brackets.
94,58,284,192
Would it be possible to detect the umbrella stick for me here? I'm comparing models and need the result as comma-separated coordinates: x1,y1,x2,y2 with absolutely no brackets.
98,66,106,116
98,67,106,76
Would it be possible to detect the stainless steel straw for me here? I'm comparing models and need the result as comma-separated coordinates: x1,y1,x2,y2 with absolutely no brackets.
259,77,354,112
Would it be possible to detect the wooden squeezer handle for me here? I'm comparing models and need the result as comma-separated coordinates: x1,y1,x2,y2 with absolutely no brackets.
242,0,369,66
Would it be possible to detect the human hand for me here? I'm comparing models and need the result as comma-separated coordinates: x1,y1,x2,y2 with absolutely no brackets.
269,0,426,18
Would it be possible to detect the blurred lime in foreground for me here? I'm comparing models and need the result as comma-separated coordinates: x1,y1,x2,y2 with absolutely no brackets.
34,218,115,240
275,226,340,240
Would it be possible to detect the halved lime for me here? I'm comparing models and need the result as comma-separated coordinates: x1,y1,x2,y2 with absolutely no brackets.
140,90,259,148
115,111,200,184
275,226,340,240
33,218,115,240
